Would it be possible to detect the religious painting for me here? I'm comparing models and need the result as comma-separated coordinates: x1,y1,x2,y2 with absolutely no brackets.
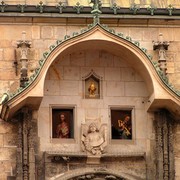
52,108,74,139
111,109,132,140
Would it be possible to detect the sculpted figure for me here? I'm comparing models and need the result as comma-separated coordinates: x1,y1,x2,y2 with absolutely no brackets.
81,122,107,155
88,81,96,97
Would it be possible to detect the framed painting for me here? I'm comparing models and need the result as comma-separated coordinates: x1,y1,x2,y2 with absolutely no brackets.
52,108,74,139
111,109,132,140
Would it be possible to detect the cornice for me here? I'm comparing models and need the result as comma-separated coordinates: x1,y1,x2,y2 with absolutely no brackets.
0,3,179,16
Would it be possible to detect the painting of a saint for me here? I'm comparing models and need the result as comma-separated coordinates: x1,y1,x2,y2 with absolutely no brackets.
56,113,69,138
52,108,74,139
111,110,132,140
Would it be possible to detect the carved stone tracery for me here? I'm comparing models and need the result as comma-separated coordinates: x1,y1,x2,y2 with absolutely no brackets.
155,110,175,180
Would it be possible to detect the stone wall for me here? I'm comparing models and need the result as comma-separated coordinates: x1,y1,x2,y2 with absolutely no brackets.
0,119,18,179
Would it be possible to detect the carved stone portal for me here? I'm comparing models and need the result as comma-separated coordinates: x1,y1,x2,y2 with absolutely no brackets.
81,122,107,156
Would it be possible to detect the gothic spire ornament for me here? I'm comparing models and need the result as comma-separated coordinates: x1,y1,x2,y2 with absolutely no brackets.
153,33,169,79
90,0,102,24
17,31,31,88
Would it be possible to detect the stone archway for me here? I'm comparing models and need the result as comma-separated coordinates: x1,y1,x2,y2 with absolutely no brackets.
50,168,136,180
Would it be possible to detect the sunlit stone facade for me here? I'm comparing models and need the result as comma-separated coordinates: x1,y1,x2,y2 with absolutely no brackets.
0,1,179,180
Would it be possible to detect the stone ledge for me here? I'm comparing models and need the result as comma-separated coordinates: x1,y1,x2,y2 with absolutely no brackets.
45,150,145,158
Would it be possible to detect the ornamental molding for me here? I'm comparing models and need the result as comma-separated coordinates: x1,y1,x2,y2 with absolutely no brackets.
0,2,178,16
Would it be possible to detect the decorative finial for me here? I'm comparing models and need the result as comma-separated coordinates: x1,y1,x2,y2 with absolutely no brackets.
17,4,27,13
90,0,102,25
147,4,157,16
110,3,120,15
73,2,83,14
130,3,140,15
167,4,175,16
0,1,8,13
36,1,45,13
56,2,66,14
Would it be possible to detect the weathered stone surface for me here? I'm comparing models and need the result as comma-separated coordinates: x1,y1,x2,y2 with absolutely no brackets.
0,135,3,147
63,67,80,80
125,82,149,96
129,28,143,41
41,26,53,39
59,80,79,95
32,39,46,49
106,81,124,96
70,51,85,66
0,121,17,134
48,65,63,80
105,68,121,81
0,25,31,40
44,80,60,95
113,56,128,67
0,49,3,61
3,48,14,61
121,68,135,81
85,50,100,67
99,50,114,67
0,148,16,161
143,28,159,41
54,26,67,40
3,134,18,147
32,26,40,39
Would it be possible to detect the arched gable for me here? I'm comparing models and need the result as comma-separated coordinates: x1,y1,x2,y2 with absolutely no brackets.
0,23,179,121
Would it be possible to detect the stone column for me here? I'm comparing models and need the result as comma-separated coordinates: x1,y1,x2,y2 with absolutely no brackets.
28,111,36,180
155,110,175,180
16,107,36,180
16,120,23,180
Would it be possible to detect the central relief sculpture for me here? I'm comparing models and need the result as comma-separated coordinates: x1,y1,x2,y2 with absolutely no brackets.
81,122,107,155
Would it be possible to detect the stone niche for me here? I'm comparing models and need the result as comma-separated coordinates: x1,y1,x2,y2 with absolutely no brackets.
82,69,103,99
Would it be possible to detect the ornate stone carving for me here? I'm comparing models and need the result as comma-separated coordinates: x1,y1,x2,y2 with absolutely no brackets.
81,122,107,155
17,31,31,88
16,120,23,180
155,110,175,180
16,108,36,180
153,33,170,78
